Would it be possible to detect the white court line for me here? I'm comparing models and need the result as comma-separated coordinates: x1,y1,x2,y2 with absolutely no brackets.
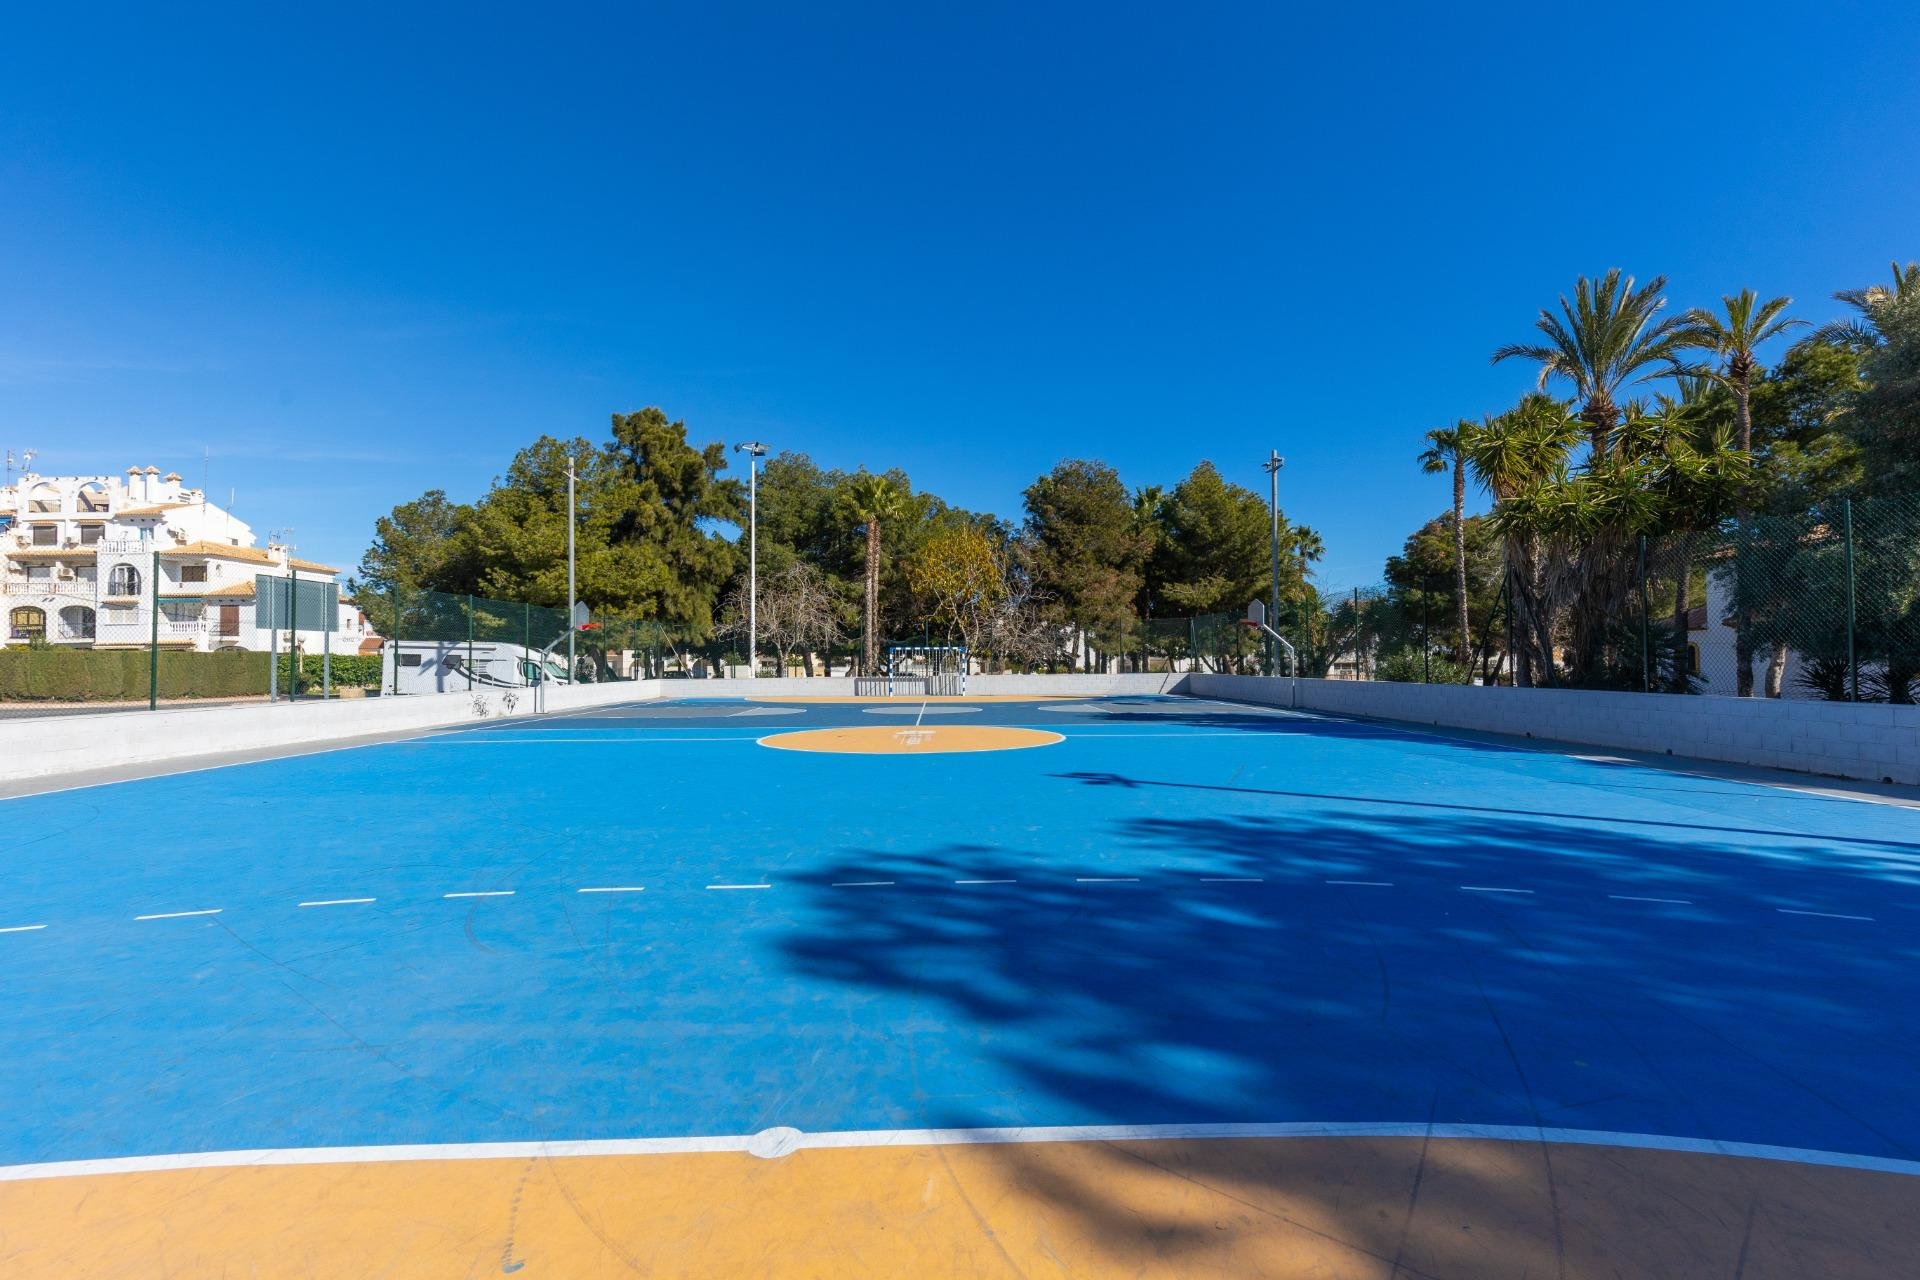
1328,880,1394,887
576,887,646,894
9,1122,1918,1184
1460,886,1533,895
955,879,1016,885
443,891,514,899
832,881,895,887
0,924,46,934
1075,877,1140,883
1778,908,1875,922
298,898,374,908
1201,877,1264,883
135,909,222,921
707,884,771,890
1610,894,1693,905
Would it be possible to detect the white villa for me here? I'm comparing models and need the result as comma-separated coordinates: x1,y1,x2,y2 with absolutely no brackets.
2,466,375,655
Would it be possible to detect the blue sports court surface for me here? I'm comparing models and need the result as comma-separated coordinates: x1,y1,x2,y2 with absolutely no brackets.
3,692,1918,1275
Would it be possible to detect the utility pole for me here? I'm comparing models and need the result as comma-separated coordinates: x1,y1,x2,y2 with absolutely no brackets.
1262,449,1285,674
565,452,577,684
734,441,768,677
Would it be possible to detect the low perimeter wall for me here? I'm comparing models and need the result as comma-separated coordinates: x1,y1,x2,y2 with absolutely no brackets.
1,673,1184,783
1189,673,1920,786
0,680,665,784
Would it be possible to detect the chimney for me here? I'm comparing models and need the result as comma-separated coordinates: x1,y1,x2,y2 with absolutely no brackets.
144,465,160,501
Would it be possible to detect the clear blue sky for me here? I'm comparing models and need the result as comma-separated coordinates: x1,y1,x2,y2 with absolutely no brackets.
3,3,1917,588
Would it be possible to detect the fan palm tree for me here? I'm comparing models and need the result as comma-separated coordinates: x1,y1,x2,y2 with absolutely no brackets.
839,473,906,674
1801,260,1920,353
1676,289,1804,456
1493,270,1692,462
1418,421,1474,663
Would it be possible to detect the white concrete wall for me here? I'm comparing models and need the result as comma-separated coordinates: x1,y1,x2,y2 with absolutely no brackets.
0,679,663,782
1188,673,1920,786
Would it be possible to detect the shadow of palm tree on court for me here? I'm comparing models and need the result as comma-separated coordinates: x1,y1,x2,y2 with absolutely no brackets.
775,791,1920,1275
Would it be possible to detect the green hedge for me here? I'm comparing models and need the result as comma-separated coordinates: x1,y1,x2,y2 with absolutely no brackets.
274,653,383,689
0,648,272,701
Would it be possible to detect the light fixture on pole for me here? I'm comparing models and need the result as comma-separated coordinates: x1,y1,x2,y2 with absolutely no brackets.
1261,449,1286,673
565,452,577,684
734,441,769,678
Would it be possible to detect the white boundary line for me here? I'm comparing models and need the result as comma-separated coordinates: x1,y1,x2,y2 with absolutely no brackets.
5,1121,1917,1183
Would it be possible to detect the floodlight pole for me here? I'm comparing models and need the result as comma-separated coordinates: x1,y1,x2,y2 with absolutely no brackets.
565,451,577,684
1262,449,1285,674
735,442,768,677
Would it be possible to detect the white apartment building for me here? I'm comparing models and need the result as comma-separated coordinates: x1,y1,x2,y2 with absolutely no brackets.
2,465,375,655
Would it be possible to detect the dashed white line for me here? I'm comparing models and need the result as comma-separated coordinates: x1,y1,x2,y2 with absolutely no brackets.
0,924,46,934
955,879,1016,885
135,909,222,921
298,898,375,908
443,891,514,900
1778,908,1874,922
1075,877,1140,883
1328,880,1393,887
832,881,895,887
1609,894,1693,905
576,887,646,894
706,884,771,891
1460,886,1533,895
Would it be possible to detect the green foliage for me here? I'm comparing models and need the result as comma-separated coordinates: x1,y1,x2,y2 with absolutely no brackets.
274,653,383,689
1375,648,1472,684
354,408,741,642
0,649,270,701
1021,460,1149,650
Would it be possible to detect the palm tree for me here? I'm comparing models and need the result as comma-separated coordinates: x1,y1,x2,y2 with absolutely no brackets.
1464,394,1582,686
1493,270,1692,462
839,472,906,674
1802,260,1920,352
1418,421,1474,663
1676,289,1804,457
1675,290,1804,697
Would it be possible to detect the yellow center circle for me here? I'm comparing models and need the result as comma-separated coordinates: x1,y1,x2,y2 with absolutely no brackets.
759,725,1064,755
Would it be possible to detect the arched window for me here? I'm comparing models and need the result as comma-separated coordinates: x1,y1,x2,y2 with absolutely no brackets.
26,483,60,513
77,482,110,513
107,563,142,597
58,606,96,640
8,607,45,642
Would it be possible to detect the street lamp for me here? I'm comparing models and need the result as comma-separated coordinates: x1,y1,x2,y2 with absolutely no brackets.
734,441,769,678
1261,450,1285,675
564,453,577,683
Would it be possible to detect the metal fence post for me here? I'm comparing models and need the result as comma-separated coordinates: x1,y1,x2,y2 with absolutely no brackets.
466,594,476,691
523,602,532,686
391,585,402,697
148,550,159,710
1638,534,1650,693
322,592,332,701
1844,498,1858,703
288,568,299,701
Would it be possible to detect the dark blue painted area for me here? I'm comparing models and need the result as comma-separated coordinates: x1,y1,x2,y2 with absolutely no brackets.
4,695,1919,1168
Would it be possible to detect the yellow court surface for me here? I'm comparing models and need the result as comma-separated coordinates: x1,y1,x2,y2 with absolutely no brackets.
3,1136,1911,1278
759,724,1064,753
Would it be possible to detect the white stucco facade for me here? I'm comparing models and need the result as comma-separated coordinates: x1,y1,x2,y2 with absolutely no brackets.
1,466,372,655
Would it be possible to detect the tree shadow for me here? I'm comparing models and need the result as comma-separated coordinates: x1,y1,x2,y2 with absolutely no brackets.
776,801,1920,1273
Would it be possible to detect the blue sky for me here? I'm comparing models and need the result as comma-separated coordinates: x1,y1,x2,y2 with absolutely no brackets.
3,4,1917,588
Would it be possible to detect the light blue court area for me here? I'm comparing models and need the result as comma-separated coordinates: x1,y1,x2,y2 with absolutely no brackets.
4,693,1920,1171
